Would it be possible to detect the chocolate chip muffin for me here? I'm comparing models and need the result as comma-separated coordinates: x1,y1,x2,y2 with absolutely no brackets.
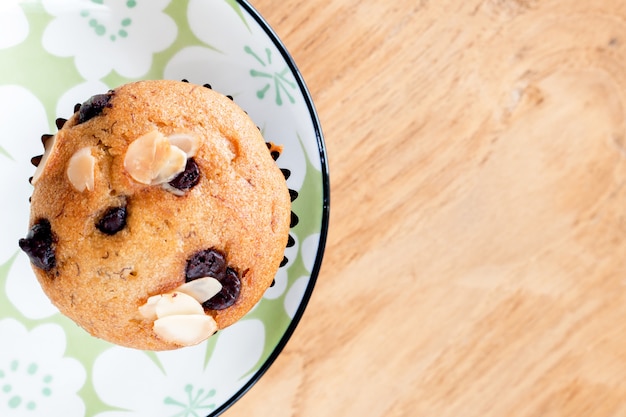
19,80,292,351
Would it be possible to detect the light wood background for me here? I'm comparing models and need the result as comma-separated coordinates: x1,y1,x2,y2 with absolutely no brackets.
226,0,626,416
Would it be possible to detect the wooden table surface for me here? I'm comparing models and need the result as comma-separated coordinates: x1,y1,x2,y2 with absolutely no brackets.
226,1,626,416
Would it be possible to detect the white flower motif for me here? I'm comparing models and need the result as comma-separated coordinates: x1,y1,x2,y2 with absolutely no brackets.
56,80,110,118
283,233,319,319
301,233,321,274
0,86,46,266
0,85,58,320
188,0,322,174
5,254,58,320
262,268,289,302
0,319,86,416
183,0,300,109
284,276,309,319
92,319,265,417
42,0,177,80
0,1,29,49
163,0,315,188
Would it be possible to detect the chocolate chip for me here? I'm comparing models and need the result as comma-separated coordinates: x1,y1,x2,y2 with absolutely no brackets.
77,92,113,125
168,158,200,192
271,151,280,161
96,205,127,235
203,83,212,89
280,256,288,267
74,103,81,113
185,249,226,281
202,267,240,310
185,249,242,310
55,118,67,130
281,168,291,180
18,219,56,271
286,234,295,248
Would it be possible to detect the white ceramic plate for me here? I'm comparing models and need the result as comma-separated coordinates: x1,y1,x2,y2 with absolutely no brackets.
0,1,329,416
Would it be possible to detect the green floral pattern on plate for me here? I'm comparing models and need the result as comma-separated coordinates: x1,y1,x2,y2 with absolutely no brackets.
0,1,327,416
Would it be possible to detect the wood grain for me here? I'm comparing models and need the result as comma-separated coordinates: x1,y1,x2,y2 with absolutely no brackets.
225,0,626,416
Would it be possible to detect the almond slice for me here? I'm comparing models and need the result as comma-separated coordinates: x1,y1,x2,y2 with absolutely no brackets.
154,292,204,318
123,130,162,184
175,277,222,304
138,279,219,321
138,294,162,320
124,130,187,185
153,314,217,346
152,145,187,184
168,133,199,157
67,147,95,192
176,277,222,304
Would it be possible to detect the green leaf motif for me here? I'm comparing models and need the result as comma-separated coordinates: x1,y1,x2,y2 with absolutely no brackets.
0,252,22,320
0,145,13,161
224,0,250,31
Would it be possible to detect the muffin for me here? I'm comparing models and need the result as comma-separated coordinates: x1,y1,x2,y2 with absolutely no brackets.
18,79,292,351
